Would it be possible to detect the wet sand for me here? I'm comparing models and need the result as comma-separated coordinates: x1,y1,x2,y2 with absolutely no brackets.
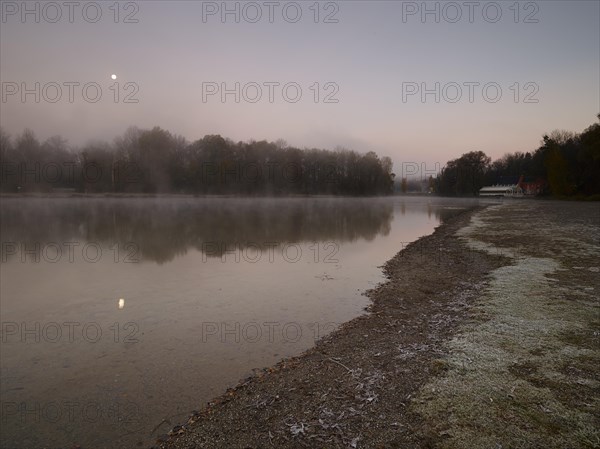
155,201,599,449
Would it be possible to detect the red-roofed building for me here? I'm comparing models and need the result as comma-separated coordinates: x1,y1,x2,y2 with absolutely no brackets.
517,176,547,196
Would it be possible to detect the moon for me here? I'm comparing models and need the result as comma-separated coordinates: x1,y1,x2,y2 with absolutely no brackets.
111,74,117,80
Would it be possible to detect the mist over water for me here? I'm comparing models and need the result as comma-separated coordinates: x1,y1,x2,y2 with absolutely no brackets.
0,196,479,448
1,197,398,263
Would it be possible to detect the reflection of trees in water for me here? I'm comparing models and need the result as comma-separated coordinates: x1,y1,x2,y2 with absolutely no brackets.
1,198,398,264
433,206,472,224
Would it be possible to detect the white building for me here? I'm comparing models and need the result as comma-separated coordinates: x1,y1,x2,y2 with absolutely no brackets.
479,184,523,197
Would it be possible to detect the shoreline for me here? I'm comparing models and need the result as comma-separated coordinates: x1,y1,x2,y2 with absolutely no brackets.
155,200,599,449
2,192,598,201
154,205,506,448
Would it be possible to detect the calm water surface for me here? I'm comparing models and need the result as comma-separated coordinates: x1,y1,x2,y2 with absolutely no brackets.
0,196,478,448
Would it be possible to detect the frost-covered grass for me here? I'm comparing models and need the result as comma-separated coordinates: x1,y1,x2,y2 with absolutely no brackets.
413,202,600,449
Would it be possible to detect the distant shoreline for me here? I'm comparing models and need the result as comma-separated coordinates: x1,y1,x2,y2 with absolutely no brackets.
2,192,598,201
0,192,396,199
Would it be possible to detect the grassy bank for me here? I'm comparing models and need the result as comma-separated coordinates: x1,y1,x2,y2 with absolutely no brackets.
414,201,599,448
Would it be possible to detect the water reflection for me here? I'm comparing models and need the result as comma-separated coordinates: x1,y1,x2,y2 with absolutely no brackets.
0,197,458,264
0,196,473,449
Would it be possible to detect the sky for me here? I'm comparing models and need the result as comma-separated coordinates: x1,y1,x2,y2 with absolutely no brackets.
1,0,599,177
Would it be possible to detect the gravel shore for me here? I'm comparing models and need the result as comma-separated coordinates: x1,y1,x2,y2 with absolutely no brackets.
155,201,599,449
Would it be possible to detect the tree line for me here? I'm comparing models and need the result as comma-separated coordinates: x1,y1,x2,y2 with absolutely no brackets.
0,127,395,196
434,115,600,198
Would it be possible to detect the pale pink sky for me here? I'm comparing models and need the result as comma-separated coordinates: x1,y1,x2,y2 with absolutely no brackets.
1,1,598,176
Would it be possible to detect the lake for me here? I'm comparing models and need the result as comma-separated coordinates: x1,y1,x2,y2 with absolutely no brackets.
0,196,479,448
